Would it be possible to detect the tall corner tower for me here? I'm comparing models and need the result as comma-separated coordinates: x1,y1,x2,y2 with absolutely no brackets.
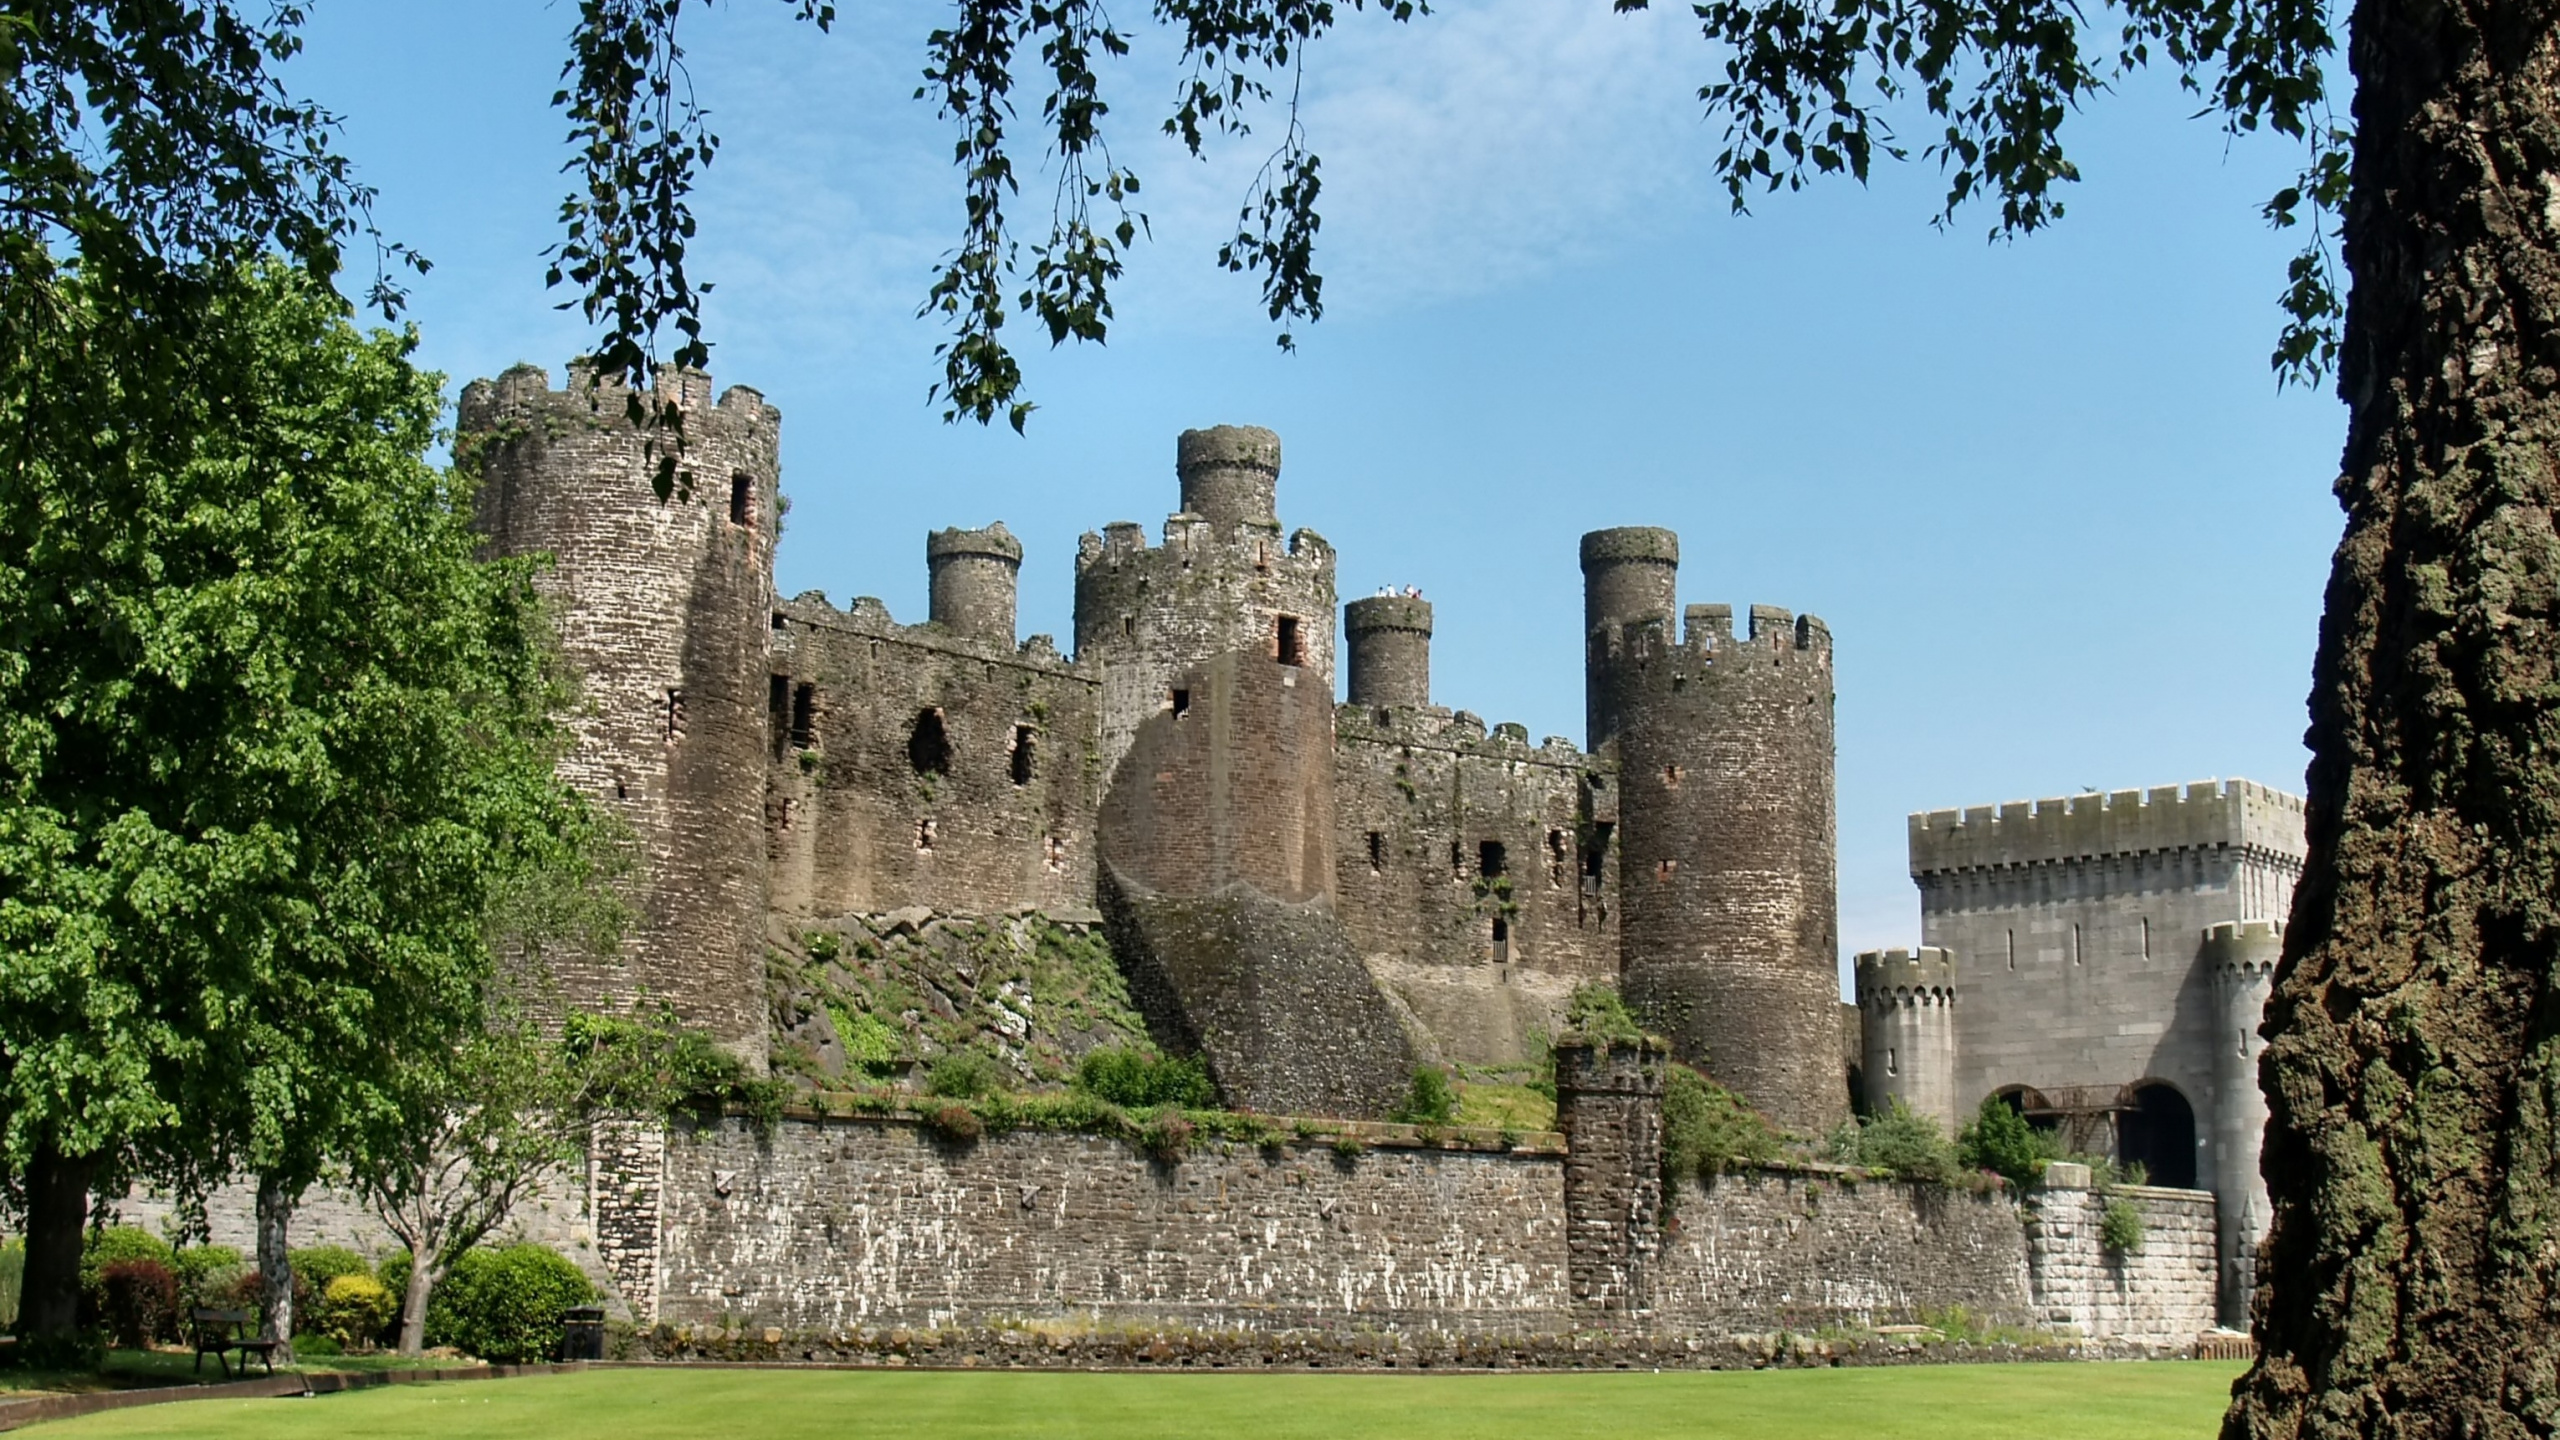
460,362,780,1065
1583,528,1842,1133
1854,947,1959,1131
2204,917,2280,1328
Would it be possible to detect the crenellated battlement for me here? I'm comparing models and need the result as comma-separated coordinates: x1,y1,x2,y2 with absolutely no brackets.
2204,918,2284,979
772,589,1087,678
1334,701,1590,768
463,360,770,428
1587,603,1835,686
1909,779,2307,876
1855,946,1957,1010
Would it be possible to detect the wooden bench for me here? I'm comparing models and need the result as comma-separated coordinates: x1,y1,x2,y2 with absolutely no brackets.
189,1308,278,1379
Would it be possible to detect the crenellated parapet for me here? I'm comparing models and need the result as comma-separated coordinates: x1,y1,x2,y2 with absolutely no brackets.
1910,779,2307,875
1855,946,1957,1012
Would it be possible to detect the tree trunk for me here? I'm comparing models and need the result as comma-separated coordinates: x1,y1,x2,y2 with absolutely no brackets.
2223,0,2560,1434
254,1177,294,1362
397,1249,436,1357
16,1142,92,1338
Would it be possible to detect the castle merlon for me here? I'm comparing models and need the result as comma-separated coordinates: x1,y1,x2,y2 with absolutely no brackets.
1333,702,1590,765
1907,778,2308,875
1853,946,1956,999
467,360,768,422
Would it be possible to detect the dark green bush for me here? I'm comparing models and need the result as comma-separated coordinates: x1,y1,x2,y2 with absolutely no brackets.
1957,1094,2051,1191
80,1227,174,1332
1072,1047,1216,1109
427,1244,594,1364
1391,1066,1457,1127
1661,1063,1783,1183
173,1246,244,1316
1831,1100,1962,1184
925,1050,1003,1100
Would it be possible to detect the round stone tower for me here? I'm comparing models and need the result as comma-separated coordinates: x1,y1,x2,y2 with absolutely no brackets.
1177,425,1281,530
460,362,780,1066
1579,528,1681,748
1585,530,1842,1134
927,522,1023,646
1343,594,1432,710
2205,918,2280,1328
1854,947,1958,1131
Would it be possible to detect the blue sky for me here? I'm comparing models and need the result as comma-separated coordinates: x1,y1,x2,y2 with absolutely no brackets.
287,1,2344,980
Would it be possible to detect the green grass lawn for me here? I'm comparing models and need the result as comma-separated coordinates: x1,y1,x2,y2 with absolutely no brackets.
28,1361,2246,1439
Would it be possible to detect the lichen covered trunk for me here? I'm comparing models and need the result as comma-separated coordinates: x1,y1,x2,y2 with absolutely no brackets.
2225,0,2560,1434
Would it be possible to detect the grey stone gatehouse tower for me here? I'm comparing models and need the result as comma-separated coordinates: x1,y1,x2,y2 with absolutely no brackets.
1855,779,2305,1326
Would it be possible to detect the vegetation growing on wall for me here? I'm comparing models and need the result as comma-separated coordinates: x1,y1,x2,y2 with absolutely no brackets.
1661,1064,1786,1182
768,912,1152,1089
1826,1101,1965,1185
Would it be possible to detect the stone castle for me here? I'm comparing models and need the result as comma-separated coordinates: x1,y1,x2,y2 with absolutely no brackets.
377,361,2298,1346
460,363,1844,1133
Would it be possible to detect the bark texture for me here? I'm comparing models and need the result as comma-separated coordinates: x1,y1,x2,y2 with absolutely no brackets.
2225,0,2560,1435
397,1253,435,1357
16,1143,91,1337
255,1177,295,1361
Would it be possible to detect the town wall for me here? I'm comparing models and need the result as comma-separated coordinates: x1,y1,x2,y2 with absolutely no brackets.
2020,1167,2219,1343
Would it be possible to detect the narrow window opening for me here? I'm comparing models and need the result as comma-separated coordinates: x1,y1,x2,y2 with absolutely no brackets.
1121,615,1135,638
790,682,817,749
771,611,789,631
2141,916,2152,959
1276,615,1305,666
1010,725,1036,785
768,675,791,760
1374,707,1392,728
1672,674,1687,692
2072,922,2083,965
1255,542,1271,572
907,708,952,775
2237,1026,2250,1059
2006,929,2016,971
1478,840,1507,879
1662,764,1683,789
1887,1046,1899,1077
614,779,629,801
1656,858,1678,881
1547,829,1570,886
729,472,753,526
1366,831,1385,874
1582,822,1614,892
664,689,685,741
1170,688,1191,719
1492,917,1511,962
916,819,936,851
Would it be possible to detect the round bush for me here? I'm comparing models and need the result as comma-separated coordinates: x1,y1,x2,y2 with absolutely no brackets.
97,1259,178,1348
427,1245,594,1363
80,1228,175,1333
288,1245,372,1329
172,1246,245,1316
315,1273,398,1351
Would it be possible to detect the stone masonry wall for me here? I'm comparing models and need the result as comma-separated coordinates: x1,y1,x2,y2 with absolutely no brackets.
1333,706,1618,1067
2021,1171,2219,1345
765,590,1100,919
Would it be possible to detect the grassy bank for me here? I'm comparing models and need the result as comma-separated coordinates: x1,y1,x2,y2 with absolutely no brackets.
32,1360,2245,1439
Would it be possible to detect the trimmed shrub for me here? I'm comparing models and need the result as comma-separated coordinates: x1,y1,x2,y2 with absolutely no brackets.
98,1258,179,1348
80,1227,175,1333
289,1246,373,1328
1660,1063,1783,1182
925,1050,1003,1100
1,1236,22,1333
2101,1198,2148,1255
1957,1093,2049,1191
173,1246,245,1317
314,1273,399,1351
427,1244,594,1364
1073,1047,1216,1109
1391,1066,1458,1127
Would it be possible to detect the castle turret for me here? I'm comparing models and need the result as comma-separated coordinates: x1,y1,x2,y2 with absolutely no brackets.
461,362,779,1064
1176,424,1281,530
2205,918,2280,1328
1578,528,1680,750
1343,595,1432,710
1855,947,1959,1131
926,522,1022,646
1585,531,1841,1134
